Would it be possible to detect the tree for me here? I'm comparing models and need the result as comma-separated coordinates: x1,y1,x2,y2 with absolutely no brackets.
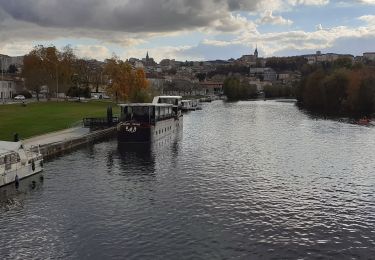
7,64,17,74
357,74,375,114
22,45,77,100
223,77,241,100
196,73,206,82
104,57,150,103
333,57,352,70
302,70,327,110
223,77,257,100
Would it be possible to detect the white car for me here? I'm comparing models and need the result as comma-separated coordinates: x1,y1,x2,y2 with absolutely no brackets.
14,95,26,100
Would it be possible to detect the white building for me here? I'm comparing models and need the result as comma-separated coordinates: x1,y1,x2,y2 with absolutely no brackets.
249,67,277,82
363,52,375,61
305,51,354,64
249,78,272,92
0,80,16,101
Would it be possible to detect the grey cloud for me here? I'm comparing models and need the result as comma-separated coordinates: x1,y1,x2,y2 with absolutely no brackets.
0,0,261,33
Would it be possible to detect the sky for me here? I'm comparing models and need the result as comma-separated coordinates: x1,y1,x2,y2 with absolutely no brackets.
0,0,374,62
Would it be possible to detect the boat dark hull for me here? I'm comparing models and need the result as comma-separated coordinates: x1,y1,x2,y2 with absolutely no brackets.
117,123,152,143
117,117,183,144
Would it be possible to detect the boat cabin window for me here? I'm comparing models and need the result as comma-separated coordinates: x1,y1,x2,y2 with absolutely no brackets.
4,154,11,170
159,98,181,106
154,106,173,121
122,106,152,123
10,153,19,164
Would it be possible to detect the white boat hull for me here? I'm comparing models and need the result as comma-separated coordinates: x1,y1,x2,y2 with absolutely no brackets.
0,159,43,187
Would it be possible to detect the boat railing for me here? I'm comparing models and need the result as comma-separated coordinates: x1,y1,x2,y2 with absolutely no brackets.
83,117,119,128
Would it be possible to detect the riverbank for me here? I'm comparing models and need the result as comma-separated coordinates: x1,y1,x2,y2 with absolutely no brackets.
24,126,116,160
0,100,119,141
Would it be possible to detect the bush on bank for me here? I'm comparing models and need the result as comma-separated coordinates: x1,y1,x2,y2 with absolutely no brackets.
296,65,375,115
223,77,257,100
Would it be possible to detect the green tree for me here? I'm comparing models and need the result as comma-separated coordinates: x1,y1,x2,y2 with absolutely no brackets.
223,77,257,100
322,69,349,112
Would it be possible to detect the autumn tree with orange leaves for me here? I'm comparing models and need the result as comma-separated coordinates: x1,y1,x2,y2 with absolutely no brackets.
104,57,150,103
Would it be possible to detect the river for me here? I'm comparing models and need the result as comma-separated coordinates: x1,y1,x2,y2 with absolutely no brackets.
1,100,375,259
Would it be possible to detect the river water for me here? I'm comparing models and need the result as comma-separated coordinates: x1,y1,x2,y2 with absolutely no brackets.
1,100,375,259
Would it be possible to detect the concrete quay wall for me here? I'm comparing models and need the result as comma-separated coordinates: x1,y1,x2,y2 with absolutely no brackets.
32,127,117,160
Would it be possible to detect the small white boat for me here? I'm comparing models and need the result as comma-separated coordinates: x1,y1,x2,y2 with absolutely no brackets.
181,100,195,111
0,141,43,187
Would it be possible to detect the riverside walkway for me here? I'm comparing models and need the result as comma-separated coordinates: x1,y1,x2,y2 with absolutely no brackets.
22,126,116,159
23,127,90,149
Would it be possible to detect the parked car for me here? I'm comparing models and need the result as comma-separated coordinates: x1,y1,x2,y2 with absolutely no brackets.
14,95,26,100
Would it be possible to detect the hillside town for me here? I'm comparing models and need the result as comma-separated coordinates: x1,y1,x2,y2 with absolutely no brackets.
1,49,375,102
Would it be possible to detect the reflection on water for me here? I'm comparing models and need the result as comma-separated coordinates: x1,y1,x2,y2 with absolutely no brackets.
0,173,44,212
1,100,375,259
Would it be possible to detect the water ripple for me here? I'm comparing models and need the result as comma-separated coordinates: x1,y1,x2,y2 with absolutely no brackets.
1,101,375,259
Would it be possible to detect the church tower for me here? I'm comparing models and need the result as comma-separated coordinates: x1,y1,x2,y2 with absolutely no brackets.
254,45,258,59
146,51,149,61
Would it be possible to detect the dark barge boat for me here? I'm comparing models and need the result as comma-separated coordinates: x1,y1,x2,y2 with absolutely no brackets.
117,100,183,143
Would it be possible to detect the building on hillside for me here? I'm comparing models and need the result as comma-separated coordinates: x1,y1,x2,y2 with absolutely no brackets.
0,79,17,101
249,67,277,82
147,76,166,93
0,54,24,74
199,81,223,95
134,61,144,69
304,51,354,64
237,47,259,66
162,79,202,96
249,78,272,92
363,52,375,61
142,52,157,67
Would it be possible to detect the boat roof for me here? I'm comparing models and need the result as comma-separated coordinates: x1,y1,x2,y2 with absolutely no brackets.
0,141,22,155
182,100,192,102
154,96,182,99
119,103,173,107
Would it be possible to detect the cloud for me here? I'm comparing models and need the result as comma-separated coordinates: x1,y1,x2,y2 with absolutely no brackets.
356,0,375,4
316,24,323,30
258,11,293,25
0,0,374,61
74,45,112,60
0,0,260,33
194,23,375,58
287,0,329,5
359,15,375,25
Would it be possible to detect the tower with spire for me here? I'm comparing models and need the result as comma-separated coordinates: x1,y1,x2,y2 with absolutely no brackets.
254,45,258,59
146,51,149,61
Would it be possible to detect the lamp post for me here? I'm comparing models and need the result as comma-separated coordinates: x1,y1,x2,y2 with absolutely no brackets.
55,63,59,101
45,58,59,101
72,73,80,102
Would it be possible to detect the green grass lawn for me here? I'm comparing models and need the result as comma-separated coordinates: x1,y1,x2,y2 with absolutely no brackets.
0,100,120,141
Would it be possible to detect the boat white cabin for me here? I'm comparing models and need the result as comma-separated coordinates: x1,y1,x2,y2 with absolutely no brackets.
0,141,43,187
181,99,198,111
152,96,182,107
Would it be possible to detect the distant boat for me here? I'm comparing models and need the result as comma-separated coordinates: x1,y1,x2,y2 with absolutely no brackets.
358,117,371,125
181,100,195,112
0,141,43,187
